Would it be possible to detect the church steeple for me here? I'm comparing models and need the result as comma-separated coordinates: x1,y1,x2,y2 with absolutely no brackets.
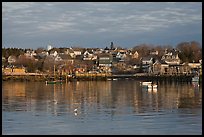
110,42,114,50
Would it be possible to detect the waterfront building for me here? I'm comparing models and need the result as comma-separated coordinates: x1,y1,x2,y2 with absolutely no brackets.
161,49,181,65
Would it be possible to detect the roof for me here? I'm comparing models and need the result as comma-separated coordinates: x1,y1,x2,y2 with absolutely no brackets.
98,53,112,58
154,59,168,64
142,56,153,61
67,48,74,53
59,54,72,60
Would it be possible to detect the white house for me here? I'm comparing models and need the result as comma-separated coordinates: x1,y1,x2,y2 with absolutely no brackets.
70,47,82,56
8,55,17,64
131,51,139,59
161,49,180,65
50,50,58,57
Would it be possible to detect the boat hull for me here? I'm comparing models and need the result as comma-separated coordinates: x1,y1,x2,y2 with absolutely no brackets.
45,81,63,84
192,76,199,82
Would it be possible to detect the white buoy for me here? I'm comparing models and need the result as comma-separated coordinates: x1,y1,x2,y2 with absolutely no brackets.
74,108,78,116
53,100,57,104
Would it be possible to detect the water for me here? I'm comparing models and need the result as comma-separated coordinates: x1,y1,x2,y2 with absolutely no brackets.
2,80,202,135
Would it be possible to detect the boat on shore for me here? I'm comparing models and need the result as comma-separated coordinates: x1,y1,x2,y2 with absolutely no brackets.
45,80,63,84
192,76,199,82
45,76,63,84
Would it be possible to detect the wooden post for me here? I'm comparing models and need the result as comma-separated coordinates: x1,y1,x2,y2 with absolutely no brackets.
66,73,67,83
54,64,55,81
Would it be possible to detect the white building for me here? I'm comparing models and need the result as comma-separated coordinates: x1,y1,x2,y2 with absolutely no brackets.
47,45,52,51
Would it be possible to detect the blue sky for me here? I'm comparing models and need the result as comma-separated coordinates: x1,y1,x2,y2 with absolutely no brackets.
2,2,202,49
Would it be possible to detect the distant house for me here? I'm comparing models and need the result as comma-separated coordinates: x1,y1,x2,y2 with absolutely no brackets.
8,55,17,64
58,54,74,64
36,52,48,60
115,49,129,62
83,50,97,60
93,48,103,54
104,47,110,53
98,53,113,67
153,60,168,75
54,55,62,62
141,56,154,65
153,60,162,74
50,50,58,57
116,48,127,54
131,51,139,59
71,47,82,56
65,48,75,58
161,49,180,65
141,56,156,73
24,50,36,59
160,63,169,75
153,59,193,75
150,50,159,55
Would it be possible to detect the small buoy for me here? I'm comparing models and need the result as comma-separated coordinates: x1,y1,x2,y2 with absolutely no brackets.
53,100,57,104
74,108,78,116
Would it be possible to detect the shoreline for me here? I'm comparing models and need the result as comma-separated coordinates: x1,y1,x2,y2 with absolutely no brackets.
2,73,201,83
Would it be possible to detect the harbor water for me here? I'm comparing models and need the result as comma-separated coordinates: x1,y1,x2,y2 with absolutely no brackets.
2,80,202,135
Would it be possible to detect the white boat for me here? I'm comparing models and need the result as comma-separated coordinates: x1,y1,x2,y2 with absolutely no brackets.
192,76,199,82
148,85,152,88
152,84,158,91
141,81,152,86
141,81,158,91
149,84,157,90
152,84,157,88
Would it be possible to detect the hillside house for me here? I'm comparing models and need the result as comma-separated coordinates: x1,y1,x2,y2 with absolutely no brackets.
50,50,58,57
71,47,82,56
150,50,159,55
161,49,180,65
153,60,168,75
141,56,155,73
98,53,113,67
65,48,75,58
8,55,17,64
58,54,74,65
24,50,37,59
131,51,139,59
83,50,97,60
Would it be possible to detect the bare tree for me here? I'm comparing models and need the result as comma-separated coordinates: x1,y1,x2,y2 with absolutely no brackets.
176,41,202,62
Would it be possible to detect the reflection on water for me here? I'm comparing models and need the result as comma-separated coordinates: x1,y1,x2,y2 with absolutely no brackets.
2,81,202,135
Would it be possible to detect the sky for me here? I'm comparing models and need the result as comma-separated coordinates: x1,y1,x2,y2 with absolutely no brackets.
2,2,202,49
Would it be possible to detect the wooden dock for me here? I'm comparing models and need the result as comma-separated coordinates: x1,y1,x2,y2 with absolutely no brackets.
2,72,196,82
